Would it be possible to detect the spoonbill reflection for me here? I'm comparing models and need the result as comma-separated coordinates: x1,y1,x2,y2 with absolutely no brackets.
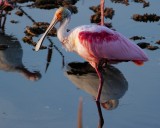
35,7,148,127
65,62,128,110
0,33,41,81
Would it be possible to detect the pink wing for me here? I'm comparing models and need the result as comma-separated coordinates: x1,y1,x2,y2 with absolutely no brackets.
77,25,148,64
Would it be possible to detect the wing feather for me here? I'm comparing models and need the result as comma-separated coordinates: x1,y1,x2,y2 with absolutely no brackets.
77,25,148,62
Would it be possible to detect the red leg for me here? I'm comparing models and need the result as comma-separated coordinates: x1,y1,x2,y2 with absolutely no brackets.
95,67,104,128
101,0,105,26
95,67,103,101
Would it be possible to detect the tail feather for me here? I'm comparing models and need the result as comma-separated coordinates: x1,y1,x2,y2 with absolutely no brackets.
132,60,144,66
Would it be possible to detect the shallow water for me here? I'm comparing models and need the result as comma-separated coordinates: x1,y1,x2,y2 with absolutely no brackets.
0,0,160,128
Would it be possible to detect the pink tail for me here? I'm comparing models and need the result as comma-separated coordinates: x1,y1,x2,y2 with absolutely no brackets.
133,60,144,66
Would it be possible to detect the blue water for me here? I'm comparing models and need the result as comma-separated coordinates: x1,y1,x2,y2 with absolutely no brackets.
0,0,160,128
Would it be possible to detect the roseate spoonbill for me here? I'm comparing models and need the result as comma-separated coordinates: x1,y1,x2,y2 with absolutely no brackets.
0,0,14,34
35,7,148,127
0,0,13,11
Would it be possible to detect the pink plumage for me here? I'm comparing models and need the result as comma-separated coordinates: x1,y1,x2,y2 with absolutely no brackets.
67,25,148,68
0,0,14,11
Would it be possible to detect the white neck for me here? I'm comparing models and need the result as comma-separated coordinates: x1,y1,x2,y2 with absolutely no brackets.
57,17,71,43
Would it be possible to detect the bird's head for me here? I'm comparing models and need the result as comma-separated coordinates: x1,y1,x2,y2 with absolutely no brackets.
35,7,71,51
54,7,71,21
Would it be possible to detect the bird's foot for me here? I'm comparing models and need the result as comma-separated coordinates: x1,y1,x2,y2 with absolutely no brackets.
98,59,109,70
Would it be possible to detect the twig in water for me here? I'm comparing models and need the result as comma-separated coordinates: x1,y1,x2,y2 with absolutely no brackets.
45,42,53,73
77,97,83,128
18,6,36,23
47,36,65,68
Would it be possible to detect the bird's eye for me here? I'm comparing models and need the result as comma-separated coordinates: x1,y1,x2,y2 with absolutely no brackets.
57,12,62,16
56,12,62,20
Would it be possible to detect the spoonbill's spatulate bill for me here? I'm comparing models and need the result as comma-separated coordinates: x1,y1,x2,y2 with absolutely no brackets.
35,7,148,128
